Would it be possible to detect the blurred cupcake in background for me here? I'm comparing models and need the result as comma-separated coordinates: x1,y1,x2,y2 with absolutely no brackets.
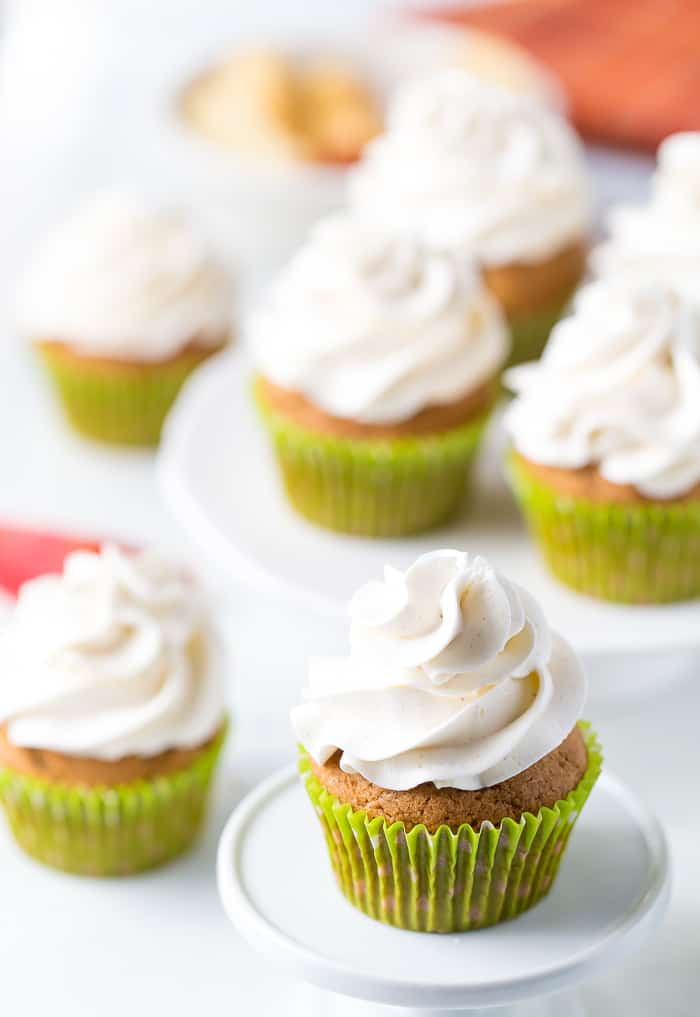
179,32,559,170
593,132,700,298
17,193,234,447
505,280,700,603
443,26,564,108
0,544,227,876
294,548,600,932
349,70,592,365
251,213,510,537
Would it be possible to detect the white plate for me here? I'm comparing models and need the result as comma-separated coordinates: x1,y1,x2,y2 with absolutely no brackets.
159,351,700,658
217,765,670,1011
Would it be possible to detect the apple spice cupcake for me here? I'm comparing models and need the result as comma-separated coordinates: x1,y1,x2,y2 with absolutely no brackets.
505,281,700,603
0,545,227,876
349,70,592,365
292,549,600,933
593,132,700,298
16,192,234,446
251,213,510,537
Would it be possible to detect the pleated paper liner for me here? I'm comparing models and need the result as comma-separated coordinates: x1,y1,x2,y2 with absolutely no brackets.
506,298,571,368
254,381,491,537
299,723,602,933
0,725,227,877
508,453,700,603
36,342,224,447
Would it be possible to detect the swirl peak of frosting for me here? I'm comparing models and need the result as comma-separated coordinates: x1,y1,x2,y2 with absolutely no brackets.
250,212,508,424
349,69,591,266
505,280,700,499
593,132,700,295
0,545,225,760
16,192,233,361
292,550,585,791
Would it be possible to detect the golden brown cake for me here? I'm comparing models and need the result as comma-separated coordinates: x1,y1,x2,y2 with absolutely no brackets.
257,375,496,441
514,452,700,506
0,724,225,789
482,239,587,321
310,726,588,833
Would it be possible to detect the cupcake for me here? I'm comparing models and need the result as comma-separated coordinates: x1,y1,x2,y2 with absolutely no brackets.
506,280,700,603
251,213,509,537
292,549,600,933
0,545,227,875
593,132,700,298
16,193,234,447
349,70,592,365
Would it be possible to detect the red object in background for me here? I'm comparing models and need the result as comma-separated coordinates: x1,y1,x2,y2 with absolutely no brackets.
424,0,700,152
0,524,104,596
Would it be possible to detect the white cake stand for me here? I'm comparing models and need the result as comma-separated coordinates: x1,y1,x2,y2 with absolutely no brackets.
159,352,700,704
217,764,670,1017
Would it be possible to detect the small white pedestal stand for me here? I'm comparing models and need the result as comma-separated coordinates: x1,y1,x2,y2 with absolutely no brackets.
217,766,670,1017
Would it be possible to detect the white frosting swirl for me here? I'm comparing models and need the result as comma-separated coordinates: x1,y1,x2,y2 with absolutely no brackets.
349,70,591,266
505,281,700,499
16,192,233,361
250,213,509,424
0,546,226,760
593,133,700,297
292,550,585,791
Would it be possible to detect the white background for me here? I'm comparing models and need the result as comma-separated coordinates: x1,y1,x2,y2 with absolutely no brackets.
0,3,698,1014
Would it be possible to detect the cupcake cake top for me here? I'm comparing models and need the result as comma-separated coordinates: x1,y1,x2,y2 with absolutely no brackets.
593,132,700,296
16,192,233,362
292,549,586,791
250,212,509,424
348,69,591,266
0,545,225,760
505,280,700,499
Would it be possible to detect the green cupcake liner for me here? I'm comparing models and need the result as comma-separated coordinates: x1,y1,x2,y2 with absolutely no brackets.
36,344,222,447
508,454,700,603
506,298,571,368
299,723,602,933
0,726,227,877
255,382,492,537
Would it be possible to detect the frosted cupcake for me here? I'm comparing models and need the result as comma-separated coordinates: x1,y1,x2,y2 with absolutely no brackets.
293,549,600,932
251,213,509,537
0,545,227,875
506,280,700,603
17,193,233,446
349,70,591,365
593,132,700,298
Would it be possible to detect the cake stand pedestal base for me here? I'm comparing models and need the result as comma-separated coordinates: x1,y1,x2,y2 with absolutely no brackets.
218,766,670,1017
299,985,586,1016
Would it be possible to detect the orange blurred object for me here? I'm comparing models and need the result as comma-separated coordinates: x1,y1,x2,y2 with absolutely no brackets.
424,0,700,151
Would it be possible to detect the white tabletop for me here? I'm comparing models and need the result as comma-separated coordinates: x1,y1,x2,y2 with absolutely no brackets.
0,3,697,1015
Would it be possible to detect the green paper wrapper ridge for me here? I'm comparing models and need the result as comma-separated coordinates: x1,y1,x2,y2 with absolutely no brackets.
36,344,221,447
506,298,570,368
508,454,700,603
255,381,492,537
299,723,602,933
0,726,226,876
